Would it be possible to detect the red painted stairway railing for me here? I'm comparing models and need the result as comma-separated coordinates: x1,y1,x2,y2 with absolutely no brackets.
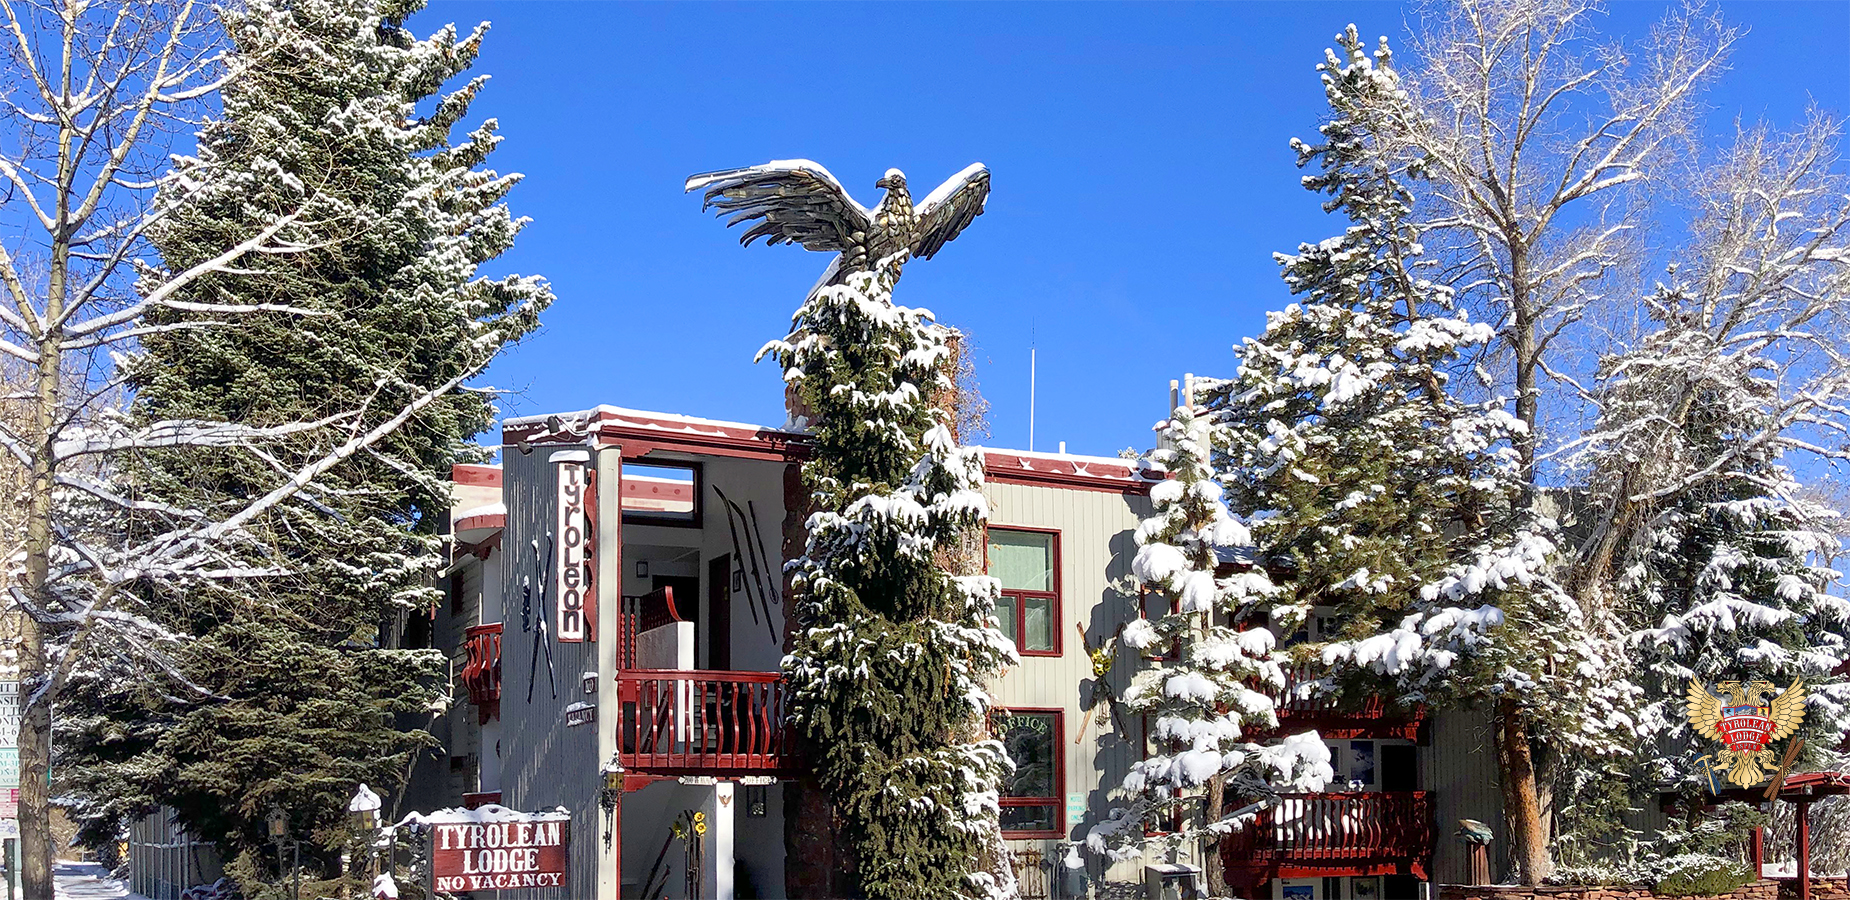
460,623,502,724
1224,791,1434,889
616,670,790,775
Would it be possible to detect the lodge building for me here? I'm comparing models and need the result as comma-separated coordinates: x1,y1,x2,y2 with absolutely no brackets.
397,402,1531,900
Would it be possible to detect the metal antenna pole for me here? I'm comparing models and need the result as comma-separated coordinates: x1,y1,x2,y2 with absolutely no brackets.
1029,346,1036,452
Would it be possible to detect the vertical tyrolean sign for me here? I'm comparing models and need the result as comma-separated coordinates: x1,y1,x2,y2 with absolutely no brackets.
555,454,589,642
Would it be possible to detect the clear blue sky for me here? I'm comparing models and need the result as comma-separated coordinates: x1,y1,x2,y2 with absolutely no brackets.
439,0,1849,458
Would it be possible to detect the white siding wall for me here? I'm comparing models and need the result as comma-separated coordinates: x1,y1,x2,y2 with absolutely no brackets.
985,479,1153,894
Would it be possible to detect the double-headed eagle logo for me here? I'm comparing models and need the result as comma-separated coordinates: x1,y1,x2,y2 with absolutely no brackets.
1686,677,1806,789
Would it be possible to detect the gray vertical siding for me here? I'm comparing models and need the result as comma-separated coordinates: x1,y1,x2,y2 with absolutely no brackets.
1424,709,1508,884
498,445,604,899
399,553,486,816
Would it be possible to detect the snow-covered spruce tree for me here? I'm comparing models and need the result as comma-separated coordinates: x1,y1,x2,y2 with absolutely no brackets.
1082,405,1332,886
762,262,1018,900
57,0,547,882
1209,28,1632,881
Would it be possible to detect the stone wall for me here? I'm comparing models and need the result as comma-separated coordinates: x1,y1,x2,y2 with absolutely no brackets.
1775,878,1850,900
1440,881,1780,900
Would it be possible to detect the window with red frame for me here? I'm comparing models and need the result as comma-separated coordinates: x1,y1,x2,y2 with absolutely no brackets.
987,528,1060,656
997,709,1063,836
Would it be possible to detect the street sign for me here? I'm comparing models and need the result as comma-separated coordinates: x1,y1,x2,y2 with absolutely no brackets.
0,681,18,748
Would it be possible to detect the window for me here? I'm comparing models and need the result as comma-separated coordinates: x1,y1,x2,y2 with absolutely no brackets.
998,710,1063,837
621,461,701,527
987,528,1060,656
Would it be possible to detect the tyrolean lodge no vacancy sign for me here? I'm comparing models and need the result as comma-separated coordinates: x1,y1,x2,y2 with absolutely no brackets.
425,805,570,893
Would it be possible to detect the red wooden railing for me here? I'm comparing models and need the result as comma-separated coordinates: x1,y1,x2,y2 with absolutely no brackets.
1224,791,1434,884
616,670,790,775
460,623,502,724
1264,663,1390,718
1255,664,1426,740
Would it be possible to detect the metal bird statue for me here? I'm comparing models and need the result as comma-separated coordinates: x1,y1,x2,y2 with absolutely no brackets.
685,160,990,290
1456,819,1494,845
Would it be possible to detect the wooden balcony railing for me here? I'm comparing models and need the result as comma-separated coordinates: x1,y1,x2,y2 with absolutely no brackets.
616,670,790,776
460,623,502,724
1224,791,1434,886
1259,663,1424,740
1265,663,1389,717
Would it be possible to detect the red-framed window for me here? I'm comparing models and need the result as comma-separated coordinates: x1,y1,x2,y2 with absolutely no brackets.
986,527,1061,656
997,708,1064,837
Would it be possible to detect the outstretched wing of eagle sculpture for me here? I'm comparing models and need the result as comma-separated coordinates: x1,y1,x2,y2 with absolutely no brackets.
685,159,990,289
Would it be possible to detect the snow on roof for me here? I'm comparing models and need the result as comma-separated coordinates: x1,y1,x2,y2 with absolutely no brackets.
455,501,506,522
504,405,1158,491
975,444,1150,471
505,405,787,436
395,803,571,828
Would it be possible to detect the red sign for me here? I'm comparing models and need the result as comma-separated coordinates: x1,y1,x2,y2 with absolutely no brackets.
431,815,569,893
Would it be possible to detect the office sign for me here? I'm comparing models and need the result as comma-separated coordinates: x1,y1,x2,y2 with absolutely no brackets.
431,811,570,893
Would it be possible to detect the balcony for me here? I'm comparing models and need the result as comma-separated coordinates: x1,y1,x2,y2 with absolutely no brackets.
1261,663,1425,741
616,669,791,776
1224,791,1434,891
460,623,502,724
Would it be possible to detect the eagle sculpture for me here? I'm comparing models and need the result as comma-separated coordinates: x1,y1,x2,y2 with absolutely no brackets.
1687,677,1807,788
684,160,990,290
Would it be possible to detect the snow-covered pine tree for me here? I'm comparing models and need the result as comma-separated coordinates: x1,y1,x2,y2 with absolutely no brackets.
58,0,547,881
761,262,1018,900
1082,404,1332,883
1208,28,1631,880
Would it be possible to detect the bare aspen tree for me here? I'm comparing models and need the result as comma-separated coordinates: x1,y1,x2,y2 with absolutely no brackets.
1380,0,1736,882
1571,115,1850,597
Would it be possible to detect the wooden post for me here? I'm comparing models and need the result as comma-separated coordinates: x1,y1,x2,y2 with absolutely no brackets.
1468,844,1491,886
1748,824,1763,878
596,446,626,900
621,781,629,900
1796,799,1811,900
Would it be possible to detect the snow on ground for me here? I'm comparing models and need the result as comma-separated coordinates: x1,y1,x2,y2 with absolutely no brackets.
54,861,147,900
